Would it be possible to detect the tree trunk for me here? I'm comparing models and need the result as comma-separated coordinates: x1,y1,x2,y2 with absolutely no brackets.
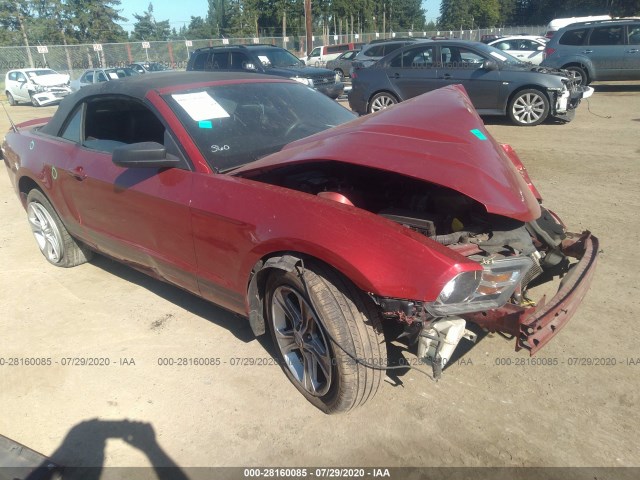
16,2,34,68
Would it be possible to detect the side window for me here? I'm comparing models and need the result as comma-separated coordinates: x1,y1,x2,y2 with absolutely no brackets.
310,47,321,57
60,105,84,143
96,71,108,82
560,29,588,45
131,64,145,74
210,52,229,69
494,41,512,51
192,52,209,70
363,45,385,57
382,43,404,56
8,72,17,81
589,26,623,45
629,25,640,45
391,46,434,68
82,97,166,153
231,52,251,69
16,72,26,82
519,40,538,50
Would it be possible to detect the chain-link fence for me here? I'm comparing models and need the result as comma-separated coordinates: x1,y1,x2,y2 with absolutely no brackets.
0,26,545,80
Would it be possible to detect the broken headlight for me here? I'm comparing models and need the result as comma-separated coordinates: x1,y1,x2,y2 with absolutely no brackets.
426,256,533,316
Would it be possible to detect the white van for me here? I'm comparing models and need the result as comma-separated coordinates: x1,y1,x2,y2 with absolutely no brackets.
545,15,612,38
302,43,364,67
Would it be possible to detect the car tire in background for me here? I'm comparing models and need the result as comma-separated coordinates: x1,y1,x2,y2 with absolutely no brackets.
265,261,385,414
368,92,398,113
508,89,550,126
26,189,93,267
564,65,589,86
6,92,16,106
29,93,39,107
333,69,345,82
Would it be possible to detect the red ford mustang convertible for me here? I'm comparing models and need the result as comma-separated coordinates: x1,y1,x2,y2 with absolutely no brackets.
2,72,598,413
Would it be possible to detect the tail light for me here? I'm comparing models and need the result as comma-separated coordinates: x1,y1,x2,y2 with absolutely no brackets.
543,47,556,59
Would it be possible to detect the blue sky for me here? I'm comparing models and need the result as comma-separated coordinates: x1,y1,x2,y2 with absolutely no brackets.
117,1,442,32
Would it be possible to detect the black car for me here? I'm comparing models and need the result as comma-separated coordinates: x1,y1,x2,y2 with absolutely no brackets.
348,39,594,126
187,44,344,99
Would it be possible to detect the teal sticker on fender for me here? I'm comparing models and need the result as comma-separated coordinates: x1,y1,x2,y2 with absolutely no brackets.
470,129,487,140
199,120,213,129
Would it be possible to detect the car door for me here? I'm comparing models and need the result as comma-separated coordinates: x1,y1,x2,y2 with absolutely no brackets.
383,44,439,100
507,39,545,64
625,24,640,78
586,25,627,79
13,71,31,102
55,96,199,292
436,44,501,111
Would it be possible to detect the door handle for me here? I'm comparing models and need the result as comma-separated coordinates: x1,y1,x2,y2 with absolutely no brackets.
581,49,593,54
67,166,87,180
627,49,639,53
393,72,400,78
442,73,452,79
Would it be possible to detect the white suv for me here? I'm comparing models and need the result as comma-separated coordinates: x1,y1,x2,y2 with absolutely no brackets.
5,68,72,107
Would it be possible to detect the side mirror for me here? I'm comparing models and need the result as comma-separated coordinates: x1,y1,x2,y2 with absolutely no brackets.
112,142,181,169
482,59,498,71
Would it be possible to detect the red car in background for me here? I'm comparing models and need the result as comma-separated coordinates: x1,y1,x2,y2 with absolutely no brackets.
1,72,598,413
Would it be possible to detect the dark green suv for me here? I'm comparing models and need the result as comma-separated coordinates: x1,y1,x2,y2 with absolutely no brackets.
541,18,640,85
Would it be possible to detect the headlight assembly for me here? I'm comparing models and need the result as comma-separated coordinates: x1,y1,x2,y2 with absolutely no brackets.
426,256,533,316
293,76,313,87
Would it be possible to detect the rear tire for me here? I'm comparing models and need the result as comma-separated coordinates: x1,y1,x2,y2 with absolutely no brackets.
26,189,93,267
564,65,589,86
6,91,16,106
368,92,398,113
265,261,385,413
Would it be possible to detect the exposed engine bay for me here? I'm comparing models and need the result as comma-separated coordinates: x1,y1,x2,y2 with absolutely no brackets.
246,160,569,286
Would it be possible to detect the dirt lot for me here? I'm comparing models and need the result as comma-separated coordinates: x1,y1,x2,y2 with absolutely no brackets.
1,84,639,476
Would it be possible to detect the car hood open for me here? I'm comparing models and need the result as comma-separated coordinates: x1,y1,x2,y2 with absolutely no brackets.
234,85,541,222
29,73,70,87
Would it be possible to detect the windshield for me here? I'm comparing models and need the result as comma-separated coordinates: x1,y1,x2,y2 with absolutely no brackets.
483,45,524,65
164,82,356,172
104,68,139,78
252,48,302,68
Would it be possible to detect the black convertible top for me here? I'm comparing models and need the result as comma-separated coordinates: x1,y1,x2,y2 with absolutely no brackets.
40,71,283,135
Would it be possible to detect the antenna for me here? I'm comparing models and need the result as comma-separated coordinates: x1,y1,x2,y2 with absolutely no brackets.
1,102,19,133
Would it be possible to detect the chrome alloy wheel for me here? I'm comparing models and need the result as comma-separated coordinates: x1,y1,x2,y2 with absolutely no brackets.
271,285,333,397
369,94,397,112
28,202,64,263
512,92,546,125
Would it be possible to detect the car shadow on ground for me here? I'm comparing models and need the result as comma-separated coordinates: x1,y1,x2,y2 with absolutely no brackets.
89,255,256,344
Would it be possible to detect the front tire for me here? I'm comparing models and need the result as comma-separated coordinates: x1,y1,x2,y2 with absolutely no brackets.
30,92,39,107
368,92,398,113
508,89,550,126
265,261,385,413
26,189,93,267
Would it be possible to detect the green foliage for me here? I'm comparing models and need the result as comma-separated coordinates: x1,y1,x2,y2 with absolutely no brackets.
131,3,171,41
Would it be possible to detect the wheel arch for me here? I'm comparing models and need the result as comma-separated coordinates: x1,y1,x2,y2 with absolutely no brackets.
506,84,551,111
367,89,400,112
561,61,592,82
246,251,378,337
18,175,43,208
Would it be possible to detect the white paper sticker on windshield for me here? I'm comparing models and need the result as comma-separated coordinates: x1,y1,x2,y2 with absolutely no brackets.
108,72,119,79
171,91,230,121
258,55,270,65
490,51,508,62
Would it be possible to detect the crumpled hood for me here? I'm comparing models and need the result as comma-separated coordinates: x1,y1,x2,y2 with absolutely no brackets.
30,74,70,87
234,85,541,222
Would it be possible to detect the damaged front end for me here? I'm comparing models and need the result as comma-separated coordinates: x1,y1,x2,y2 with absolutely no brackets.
534,66,594,121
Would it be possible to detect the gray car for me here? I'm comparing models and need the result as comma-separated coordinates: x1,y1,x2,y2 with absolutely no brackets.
70,67,139,91
352,39,421,70
540,18,640,86
348,40,594,126
325,50,359,81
